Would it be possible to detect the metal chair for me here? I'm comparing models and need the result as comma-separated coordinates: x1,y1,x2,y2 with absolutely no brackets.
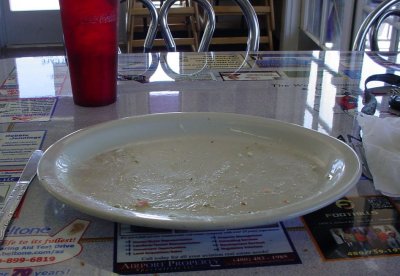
369,8,400,51
159,0,216,52
126,0,159,53
233,0,260,52
158,0,260,52
352,0,400,51
202,0,269,51
138,0,159,52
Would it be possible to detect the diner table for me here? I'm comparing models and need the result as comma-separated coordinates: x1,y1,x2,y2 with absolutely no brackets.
0,50,399,275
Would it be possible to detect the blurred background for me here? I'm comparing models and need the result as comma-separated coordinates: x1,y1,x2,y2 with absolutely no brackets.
0,0,398,57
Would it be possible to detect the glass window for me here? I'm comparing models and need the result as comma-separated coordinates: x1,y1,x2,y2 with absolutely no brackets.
305,0,323,39
324,0,346,49
301,0,355,50
9,0,59,12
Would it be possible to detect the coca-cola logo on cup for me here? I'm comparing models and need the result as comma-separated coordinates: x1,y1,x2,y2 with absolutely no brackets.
81,13,116,24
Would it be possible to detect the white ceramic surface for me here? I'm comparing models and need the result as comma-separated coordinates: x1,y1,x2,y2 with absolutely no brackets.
38,112,361,230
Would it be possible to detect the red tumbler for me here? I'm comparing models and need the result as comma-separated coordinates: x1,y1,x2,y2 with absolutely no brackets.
59,0,119,107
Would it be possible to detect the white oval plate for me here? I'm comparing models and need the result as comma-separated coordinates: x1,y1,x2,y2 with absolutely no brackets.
38,112,361,230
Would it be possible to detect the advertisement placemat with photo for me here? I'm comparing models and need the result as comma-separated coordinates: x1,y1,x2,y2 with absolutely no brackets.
303,195,400,260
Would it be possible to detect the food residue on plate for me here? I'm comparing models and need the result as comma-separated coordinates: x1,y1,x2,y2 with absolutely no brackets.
67,134,326,216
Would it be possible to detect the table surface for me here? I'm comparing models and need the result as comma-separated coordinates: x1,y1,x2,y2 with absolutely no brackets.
0,51,399,275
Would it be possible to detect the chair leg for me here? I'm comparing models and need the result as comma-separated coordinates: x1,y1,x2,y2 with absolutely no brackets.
189,14,199,51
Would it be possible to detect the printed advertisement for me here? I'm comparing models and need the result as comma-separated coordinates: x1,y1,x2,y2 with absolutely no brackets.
254,57,325,68
167,53,250,70
0,131,45,168
0,98,57,123
220,71,282,81
0,58,67,98
303,195,400,260
114,223,300,274
0,219,89,269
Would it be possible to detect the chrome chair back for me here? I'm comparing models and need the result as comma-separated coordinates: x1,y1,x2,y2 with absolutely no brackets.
138,0,159,53
157,0,260,52
234,0,260,52
159,0,216,52
352,0,400,51
369,8,400,51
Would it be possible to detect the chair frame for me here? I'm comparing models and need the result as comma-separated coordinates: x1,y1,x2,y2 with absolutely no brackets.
352,0,400,51
159,0,216,52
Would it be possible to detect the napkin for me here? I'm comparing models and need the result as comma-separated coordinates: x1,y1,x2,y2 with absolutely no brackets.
357,114,400,197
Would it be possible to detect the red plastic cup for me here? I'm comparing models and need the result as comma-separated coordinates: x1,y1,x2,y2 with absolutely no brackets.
59,0,119,107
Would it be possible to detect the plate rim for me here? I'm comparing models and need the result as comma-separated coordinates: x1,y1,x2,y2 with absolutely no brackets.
38,112,362,230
